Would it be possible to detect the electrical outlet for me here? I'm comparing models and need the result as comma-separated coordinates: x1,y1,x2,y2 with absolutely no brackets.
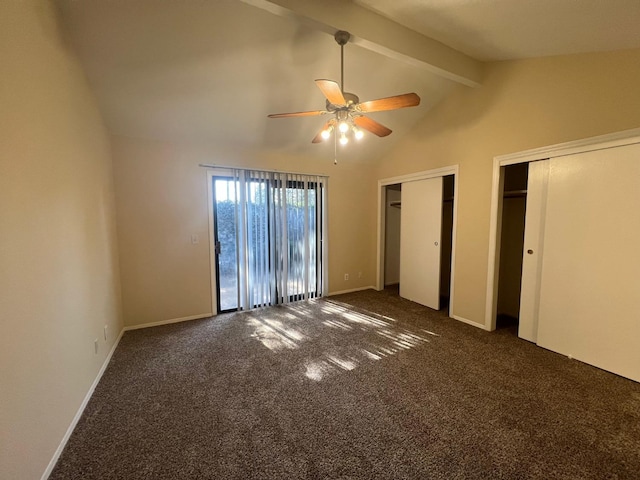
358,271,362,279
104,325,108,341
344,273,349,281
94,339,99,354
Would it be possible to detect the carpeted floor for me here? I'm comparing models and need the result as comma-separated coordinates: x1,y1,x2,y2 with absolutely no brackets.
50,289,640,479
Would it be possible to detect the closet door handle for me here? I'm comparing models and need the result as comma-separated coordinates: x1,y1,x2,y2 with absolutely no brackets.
527,249,534,254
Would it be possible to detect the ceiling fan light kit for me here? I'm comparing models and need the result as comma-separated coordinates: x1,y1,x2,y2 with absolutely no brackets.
268,30,421,160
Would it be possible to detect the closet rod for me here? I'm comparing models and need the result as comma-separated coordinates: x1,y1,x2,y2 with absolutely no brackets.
503,189,527,198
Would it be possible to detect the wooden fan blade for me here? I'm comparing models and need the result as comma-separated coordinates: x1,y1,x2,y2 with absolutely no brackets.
357,92,420,113
354,115,392,137
312,121,332,144
268,110,327,118
315,79,346,106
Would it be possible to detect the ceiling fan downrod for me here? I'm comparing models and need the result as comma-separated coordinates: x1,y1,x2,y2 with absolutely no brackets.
334,30,351,93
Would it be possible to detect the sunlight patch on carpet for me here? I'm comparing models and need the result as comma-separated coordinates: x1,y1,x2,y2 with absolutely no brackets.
245,299,436,378
421,329,440,336
361,349,382,360
248,317,305,351
322,319,353,330
304,360,333,381
326,355,357,371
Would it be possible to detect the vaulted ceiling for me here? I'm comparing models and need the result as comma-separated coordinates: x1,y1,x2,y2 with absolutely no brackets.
57,0,640,164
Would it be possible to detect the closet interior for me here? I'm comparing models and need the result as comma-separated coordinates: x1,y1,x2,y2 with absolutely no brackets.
440,175,454,310
496,162,528,331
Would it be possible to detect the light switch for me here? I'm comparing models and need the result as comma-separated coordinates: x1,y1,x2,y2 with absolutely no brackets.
191,234,199,245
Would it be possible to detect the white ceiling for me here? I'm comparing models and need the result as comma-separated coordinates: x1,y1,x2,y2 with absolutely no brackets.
56,0,640,164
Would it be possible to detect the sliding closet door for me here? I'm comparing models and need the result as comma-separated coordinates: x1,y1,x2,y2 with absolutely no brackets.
536,143,640,382
400,177,443,310
518,160,549,342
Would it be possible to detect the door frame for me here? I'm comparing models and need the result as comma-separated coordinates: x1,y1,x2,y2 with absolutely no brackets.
207,169,234,315
485,127,640,331
376,165,459,318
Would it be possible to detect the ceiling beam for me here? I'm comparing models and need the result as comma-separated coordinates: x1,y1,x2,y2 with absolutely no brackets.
240,0,483,87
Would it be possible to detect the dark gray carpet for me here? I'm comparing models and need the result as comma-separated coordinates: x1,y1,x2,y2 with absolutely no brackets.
50,289,640,479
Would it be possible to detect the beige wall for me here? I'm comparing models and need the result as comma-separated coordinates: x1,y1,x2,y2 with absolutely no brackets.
376,49,640,326
112,135,377,326
0,2,122,479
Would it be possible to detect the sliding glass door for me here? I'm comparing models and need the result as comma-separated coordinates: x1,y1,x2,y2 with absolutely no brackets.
211,170,326,313
212,178,239,312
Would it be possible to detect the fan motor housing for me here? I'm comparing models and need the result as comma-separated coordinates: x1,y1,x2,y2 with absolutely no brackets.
326,92,359,111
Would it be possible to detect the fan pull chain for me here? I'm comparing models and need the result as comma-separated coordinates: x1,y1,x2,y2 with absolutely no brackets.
334,130,338,165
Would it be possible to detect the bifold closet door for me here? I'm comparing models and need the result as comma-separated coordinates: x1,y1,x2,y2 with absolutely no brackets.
400,177,443,310
536,142,640,382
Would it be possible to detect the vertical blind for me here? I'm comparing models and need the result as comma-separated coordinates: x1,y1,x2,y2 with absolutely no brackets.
225,168,327,311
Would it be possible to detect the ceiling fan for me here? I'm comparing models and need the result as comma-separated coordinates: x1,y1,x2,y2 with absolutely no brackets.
268,30,421,146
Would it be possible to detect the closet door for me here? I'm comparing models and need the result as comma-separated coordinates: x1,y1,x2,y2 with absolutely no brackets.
518,160,549,342
400,177,443,310
536,142,640,382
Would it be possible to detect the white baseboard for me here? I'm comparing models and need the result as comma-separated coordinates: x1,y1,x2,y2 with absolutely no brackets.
452,314,490,331
123,313,214,331
328,286,376,296
41,327,125,480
